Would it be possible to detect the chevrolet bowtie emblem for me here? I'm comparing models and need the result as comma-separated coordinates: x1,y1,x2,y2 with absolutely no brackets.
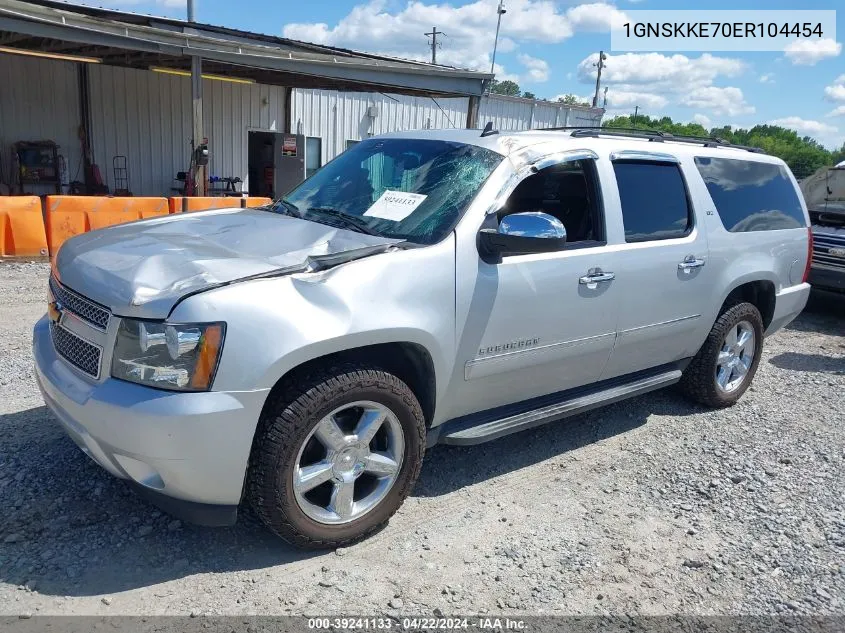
47,300,63,324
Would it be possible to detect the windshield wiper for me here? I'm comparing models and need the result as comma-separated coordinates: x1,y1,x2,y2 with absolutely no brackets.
306,207,382,236
268,198,303,218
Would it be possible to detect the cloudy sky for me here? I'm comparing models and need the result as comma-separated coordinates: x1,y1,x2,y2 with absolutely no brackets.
71,0,844,148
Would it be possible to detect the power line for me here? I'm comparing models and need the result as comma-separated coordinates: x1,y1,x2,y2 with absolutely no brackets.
424,26,446,64
430,97,456,128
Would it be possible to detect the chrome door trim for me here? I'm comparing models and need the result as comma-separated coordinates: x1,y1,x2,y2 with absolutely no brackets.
678,256,706,271
579,271,615,284
609,150,680,163
533,149,599,171
618,313,701,335
486,148,599,215
465,331,616,380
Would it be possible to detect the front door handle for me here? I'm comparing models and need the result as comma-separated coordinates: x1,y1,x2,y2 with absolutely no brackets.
579,270,615,285
678,255,706,271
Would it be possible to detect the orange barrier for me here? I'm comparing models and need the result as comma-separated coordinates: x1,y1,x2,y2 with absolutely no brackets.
170,197,242,213
45,196,169,255
0,196,49,257
243,197,273,208
169,197,274,213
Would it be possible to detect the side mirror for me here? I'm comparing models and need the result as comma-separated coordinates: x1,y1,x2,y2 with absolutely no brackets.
478,212,567,259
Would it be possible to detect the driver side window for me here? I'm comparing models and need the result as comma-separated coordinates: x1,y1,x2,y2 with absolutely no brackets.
499,159,605,246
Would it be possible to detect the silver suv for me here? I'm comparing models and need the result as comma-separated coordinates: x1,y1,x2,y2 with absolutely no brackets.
34,127,812,548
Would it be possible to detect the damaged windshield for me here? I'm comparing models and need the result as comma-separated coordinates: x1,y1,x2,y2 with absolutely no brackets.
274,138,503,245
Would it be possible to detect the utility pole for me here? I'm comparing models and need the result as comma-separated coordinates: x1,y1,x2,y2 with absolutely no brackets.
632,105,639,125
425,26,445,64
187,0,205,195
592,50,607,108
490,0,507,74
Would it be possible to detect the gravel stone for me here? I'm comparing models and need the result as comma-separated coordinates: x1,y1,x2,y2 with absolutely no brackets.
0,263,843,616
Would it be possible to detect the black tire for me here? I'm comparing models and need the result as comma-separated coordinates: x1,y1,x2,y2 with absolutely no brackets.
679,301,764,408
246,363,425,549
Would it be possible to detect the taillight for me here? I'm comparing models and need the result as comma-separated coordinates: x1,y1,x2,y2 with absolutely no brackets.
802,227,813,284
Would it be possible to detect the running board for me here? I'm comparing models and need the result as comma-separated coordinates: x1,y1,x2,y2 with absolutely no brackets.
436,369,682,446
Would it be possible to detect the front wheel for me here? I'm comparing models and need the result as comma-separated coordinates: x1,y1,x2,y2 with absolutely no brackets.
247,364,425,548
679,302,764,408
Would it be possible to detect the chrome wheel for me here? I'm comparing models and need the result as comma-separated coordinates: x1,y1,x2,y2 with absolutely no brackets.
715,320,756,393
292,401,404,525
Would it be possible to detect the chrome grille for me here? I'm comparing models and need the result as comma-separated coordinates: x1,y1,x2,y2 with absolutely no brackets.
49,277,111,330
50,323,101,378
812,227,845,271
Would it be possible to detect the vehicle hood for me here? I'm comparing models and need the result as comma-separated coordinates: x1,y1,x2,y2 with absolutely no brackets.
54,208,401,319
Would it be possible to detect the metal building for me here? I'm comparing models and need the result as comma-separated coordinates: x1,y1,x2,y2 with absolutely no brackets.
0,0,603,198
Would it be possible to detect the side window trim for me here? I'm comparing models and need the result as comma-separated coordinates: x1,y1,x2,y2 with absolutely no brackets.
485,150,607,248
612,159,696,243
486,149,599,215
610,149,680,164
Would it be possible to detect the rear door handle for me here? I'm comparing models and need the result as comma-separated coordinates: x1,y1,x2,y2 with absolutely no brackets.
678,256,706,271
579,271,615,285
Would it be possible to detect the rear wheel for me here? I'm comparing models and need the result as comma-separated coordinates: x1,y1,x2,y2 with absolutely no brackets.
247,364,425,548
679,302,764,408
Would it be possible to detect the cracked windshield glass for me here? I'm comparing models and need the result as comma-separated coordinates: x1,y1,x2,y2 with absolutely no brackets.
279,138,503,244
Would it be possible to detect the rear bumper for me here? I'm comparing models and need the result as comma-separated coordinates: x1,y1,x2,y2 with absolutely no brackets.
33,316,269,524
766,283,811,335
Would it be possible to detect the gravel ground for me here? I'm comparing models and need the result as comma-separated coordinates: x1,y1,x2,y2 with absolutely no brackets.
0,261,843,617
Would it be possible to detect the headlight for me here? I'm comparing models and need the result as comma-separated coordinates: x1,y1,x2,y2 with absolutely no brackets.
111,319,225,391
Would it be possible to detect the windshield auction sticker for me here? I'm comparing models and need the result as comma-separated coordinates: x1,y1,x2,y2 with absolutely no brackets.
611,10,836,51
364,190,427,222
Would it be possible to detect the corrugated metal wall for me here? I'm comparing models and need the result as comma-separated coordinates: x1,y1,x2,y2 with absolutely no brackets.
0,55,81,192
88,65,286,195
478,95,603,131
291,89,469,165
1,55,604,197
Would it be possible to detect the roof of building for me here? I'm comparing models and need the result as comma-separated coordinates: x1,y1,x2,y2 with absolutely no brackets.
0,0,491,96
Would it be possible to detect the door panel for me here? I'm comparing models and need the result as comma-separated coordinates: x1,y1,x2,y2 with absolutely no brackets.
600,157,711,379
601,233,712,378
449,246,621,419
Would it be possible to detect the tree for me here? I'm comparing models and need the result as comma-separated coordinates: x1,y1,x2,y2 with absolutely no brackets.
522,91,537,99
557,94,590,107
602,115,839,179
489,79,521,96
832,142,845,166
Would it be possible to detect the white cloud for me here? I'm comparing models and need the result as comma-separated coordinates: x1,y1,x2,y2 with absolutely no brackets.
492,63,519,84
575,51,751,118
759,73,774,83
550,93,594,105
602,89,667,110
769,117,838,142
517,54,549,83
783,38,842,66
824,75,845,103
826,105,845,118
577,52,745,94
283,0,626,77
692,113,711,128
679,86,755,116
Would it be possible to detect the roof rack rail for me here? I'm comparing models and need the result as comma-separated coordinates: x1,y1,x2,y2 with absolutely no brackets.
536,126,765,154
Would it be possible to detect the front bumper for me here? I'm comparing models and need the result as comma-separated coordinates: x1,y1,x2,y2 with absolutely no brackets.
810,266,845,293
33,316,269,525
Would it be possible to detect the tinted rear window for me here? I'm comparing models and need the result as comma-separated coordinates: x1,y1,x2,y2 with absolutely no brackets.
694,157,806,232
613,161,692,242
